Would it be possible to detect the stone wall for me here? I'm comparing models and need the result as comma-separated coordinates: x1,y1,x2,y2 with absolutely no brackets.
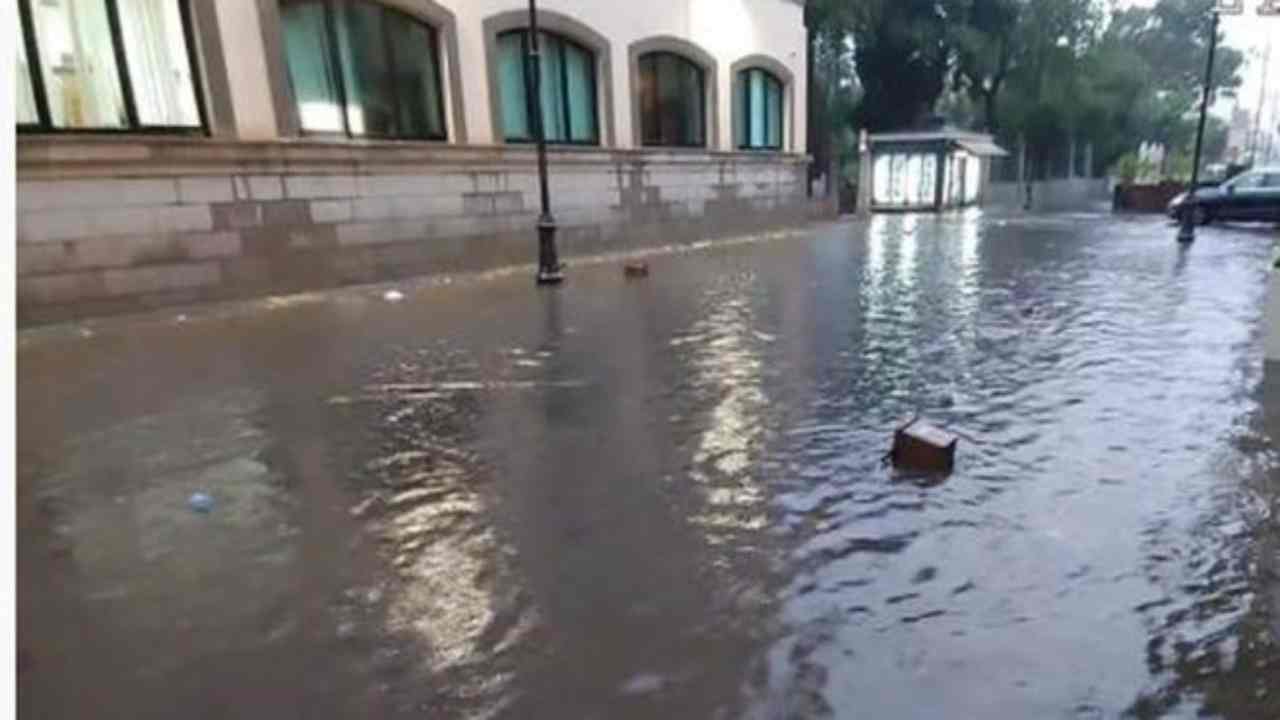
986,178,1113,213
16,138,825,325
1113,182,1185,214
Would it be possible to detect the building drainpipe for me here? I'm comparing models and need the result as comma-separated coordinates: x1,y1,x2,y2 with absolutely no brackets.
804,4,816,198
856,131,872,217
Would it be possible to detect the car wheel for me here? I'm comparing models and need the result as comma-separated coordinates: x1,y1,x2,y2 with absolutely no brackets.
1189,205,1211,226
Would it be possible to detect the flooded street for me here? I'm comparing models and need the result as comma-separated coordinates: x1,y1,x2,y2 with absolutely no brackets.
17,213,1280,718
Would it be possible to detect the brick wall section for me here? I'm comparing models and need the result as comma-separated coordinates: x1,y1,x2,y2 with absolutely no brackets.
16,138,827,325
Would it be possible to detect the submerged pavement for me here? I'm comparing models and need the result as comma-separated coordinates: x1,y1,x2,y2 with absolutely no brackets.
17,213,1280,719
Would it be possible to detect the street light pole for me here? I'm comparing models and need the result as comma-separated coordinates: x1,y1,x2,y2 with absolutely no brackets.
527,0,563,285
1178,10,1221,244
1179,0,1280,242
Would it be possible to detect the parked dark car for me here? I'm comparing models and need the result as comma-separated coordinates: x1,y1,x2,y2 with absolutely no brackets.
1168,166,1280,224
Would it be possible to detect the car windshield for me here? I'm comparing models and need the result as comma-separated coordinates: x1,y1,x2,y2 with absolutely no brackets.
1228,173,1265,190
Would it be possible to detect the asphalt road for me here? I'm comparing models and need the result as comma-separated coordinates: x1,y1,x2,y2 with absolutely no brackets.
17,213,1280,719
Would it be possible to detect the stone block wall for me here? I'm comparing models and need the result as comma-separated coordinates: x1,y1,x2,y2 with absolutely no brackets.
16,138,825,325
986,178,1113,213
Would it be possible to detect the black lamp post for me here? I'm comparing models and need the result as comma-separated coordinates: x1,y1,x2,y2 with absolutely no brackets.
527,0,563,285
1178,8,1224,243
1179,0,1280,242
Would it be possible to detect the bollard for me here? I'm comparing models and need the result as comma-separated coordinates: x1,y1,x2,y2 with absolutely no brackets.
891,418,957,473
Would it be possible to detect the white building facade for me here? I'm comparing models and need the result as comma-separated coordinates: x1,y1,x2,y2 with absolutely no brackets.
15,0,819,324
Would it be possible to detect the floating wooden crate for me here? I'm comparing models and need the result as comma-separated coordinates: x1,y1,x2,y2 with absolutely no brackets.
892,418,957,473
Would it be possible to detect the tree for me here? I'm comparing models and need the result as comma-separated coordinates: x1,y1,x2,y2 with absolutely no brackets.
804,0,1246,182
995,0,1102,177
1106,0,1245,109
849,0,956,131
1103,0,1245,170
951,0,1021,132
805,0,860,184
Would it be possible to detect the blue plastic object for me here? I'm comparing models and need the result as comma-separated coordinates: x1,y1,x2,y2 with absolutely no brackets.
188,492,215,513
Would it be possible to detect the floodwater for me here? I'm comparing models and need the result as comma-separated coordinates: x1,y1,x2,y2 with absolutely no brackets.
17,213,1280,718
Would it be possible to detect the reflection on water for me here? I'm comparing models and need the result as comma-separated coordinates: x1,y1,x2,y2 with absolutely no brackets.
684,280,769,543
16,214,1280,719
350,371,530,719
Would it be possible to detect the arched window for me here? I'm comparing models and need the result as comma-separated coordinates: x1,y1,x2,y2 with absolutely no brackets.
637,52,705,148
496,29,598,144
16,0,204,131
280,0,446,140
736,68,782,150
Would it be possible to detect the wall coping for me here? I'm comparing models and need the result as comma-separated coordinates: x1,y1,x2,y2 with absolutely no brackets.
17,136,809,179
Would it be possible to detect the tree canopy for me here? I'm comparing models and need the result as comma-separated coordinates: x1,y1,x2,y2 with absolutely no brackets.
807,0,1248,178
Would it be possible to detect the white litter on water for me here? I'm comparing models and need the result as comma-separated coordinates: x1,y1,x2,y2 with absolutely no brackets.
175,314,188,323
619,673,665,695
383,289,405,302
369,380,587,393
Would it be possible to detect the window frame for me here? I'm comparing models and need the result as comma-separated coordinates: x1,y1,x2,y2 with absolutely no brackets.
637,51,707,149
737,67,783,151
280,0,448,142
16,0,209,135
496,28,600,147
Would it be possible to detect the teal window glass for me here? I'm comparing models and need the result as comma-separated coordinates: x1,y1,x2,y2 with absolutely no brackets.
497,29,598,145
388,16,445,139
564,42,595,142
336,2,396,136
748,69,766,147
766,75,782,148
538,33,567,141
280,0,446,140
497,32,530,139
281,1,343,132
738,67,783,150
639,52,705,147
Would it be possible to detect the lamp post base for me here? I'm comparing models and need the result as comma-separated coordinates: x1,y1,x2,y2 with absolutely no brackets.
1177,212,1196,244
536,267,565,285
536,215,564,286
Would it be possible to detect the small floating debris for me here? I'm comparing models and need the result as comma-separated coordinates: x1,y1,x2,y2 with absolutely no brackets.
349,494,382,518
619,673,665,695
188,492,215,514
367,380,588,393
624,261,650,278
890,418,957,473
383,289,405,302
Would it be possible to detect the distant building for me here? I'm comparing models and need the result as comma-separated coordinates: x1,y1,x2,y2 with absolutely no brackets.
15,0,819,323
865,129,1007,212
1225,106,1253,165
